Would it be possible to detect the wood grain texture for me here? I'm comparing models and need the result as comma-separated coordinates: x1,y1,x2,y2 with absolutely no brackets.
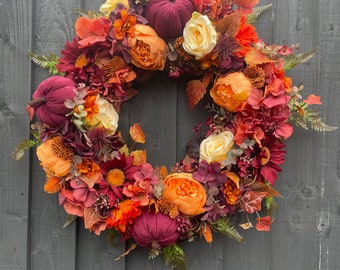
0,0,32,269
1,0,340,269
29,1,81,270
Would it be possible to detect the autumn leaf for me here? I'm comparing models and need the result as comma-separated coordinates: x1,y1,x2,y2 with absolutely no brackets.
239,222,253,230
186,80,207,111
245,48,273,66
240,191,267,213
214,12,242,36
255,215,274,231
234,0,259,14
303,94,322,105
247,182,280,197
129,123,146,143
84,207,103,230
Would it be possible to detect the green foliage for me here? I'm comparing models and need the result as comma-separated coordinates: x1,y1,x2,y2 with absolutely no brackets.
290,109,338,132
28,52,61,75
247,4,273,25
12,139,39,160
211,218,244,243
283,48,318,70
163,244,187,270
265,197,278,217
63,215,77,228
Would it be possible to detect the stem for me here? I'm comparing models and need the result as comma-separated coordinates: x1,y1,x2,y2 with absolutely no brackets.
28,97,46,107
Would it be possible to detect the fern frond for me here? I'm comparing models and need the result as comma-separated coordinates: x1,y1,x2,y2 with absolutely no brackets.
63,215,77,228
290,114,309,130
247,4,273,25
28,52,60,75
283,47,318,70
12,139,39,160
309,117,338,132
212,218,244,243
163,244,187,270
265,197,278,217
149,249,160,260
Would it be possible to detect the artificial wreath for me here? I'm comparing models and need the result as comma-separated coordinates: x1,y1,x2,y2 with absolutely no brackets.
14,0,337,269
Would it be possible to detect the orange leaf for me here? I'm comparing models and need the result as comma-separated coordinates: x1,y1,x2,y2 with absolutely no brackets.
247,182,280,197
186,80,207,111
303,94,322,105
239,222,254,230
245,48,273,66
234,0,259,14
84,207,103,230
202,72,214,88
129,123,146,143
131,150,147,165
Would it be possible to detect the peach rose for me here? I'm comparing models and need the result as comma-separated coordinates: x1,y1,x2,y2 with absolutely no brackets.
162,173,206,216
199,131,234,163
210,72,252,112
36,136,73,177
128,24,168,70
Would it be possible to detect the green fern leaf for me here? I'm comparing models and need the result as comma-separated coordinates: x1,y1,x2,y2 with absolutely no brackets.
247,4,273,25
265,197,278,217
290,114,309,130
12,139,39,160
283,48,318,70
212,218,244,243
310,117,338,132
163,244,187,270
63,215,77,228
28,52,61,75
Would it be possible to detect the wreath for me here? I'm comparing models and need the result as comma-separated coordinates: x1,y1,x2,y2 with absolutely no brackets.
14,0,337,269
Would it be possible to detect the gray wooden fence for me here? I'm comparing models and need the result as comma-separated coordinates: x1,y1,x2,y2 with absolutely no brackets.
1,0,340,269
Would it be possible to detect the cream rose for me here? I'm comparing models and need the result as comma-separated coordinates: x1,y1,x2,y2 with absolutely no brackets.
199,131,234,163
88,96,119,135
182,12,217,59
99,0,130,16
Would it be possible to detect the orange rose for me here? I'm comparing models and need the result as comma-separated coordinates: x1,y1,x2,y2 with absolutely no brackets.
210,72,252,112
162,173,206,216
36,136,73,177
128,24,168,70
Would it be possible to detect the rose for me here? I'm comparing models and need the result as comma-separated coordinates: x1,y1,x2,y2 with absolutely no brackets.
36,136,73,177
99,0,130,16
88,96,119,135
182,12,217,59
199,131,234,163
162,173,206,216
210,72,252,112
128,24,168,70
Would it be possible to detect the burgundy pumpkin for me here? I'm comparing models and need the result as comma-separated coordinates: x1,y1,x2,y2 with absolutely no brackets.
29,76,77,128
130,210,181,250
144,0,196,40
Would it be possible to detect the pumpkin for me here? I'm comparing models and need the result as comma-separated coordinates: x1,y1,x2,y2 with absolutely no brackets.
130,210,180,250
29,76,77,128
144,0,196,40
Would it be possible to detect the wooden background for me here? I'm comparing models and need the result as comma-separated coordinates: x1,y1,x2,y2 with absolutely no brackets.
1,0,340,269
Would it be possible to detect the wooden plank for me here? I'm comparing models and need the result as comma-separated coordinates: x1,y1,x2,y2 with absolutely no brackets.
29,1,81,270
0,0,32,269
317,1,340,269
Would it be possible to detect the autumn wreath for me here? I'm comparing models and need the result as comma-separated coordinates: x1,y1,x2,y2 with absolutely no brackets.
14,0,336,268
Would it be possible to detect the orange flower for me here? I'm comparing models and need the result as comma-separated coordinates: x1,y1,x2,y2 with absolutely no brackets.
223,171,241,205
106,199,141,233
75,17,111,48
36,136,73,177
201,222,213,243
235,16,259,57
129,123,145,143
44,176,63,194
113,9,136,40
162,173,206,216
128,24,168,70
223,179,242,205
210,72,252,112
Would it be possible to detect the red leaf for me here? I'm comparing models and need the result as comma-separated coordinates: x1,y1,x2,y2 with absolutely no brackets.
186,80,207,111
240,191,267,213
234,0,259,14
84,207,103,230
255,215,274,231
